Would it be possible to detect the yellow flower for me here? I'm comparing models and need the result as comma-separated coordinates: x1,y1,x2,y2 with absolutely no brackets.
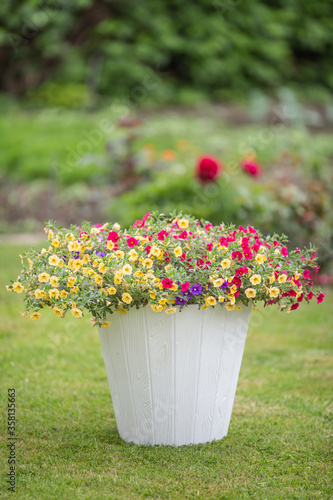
229,284,237,294
12,281,24,293
128,249,138,261
164,264,172,272
48,229,54,240
178,218,189,229
114,272,123,285
133,270,143,278
221,259,231,269
245,288,256,298
113,223,121,231
67,276,77,287
151,304,164,312
255,254,267,265
122,292,133,304
159,298,168,306
225,303,235,311
71,307,83,318
278,274,288,284
165,307,177,314
269,273,275,284
150,245,162,257
236,306,242,311
49,255,60,266
50,276,59,287
250,274,261,285
142,258,153,269
122,264,133,275
174,246,183,257
27,258,33,268
59,290,68,299
52,307,64,318
171,283,178,291
30,311,42,320
38,272,50,283
52,239,60,248
150,292,156,299
114,308,127,314
106,240,115,251
218,296,225,302
268,287,280,298
228,295,236,305
34,289,46,299
49,288,60,299
70,286,79,295
100,320,112,328
115,250,125,259
81,254,90,264
107,287,117,295
94,274,104,285
20,311,28,319
40,248,48,255
98,263,107,274
205,296,217,306
213,278,223,288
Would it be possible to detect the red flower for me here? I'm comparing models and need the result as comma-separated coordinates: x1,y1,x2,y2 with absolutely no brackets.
290,303,299,311
317,293,326,303
303,269,311,280
219,237,228,247
232,251,243,261
158,230,169,241
308,291,314,300
107,231,119,242
196,155,221,183
181,282,189,292
281,247,288,256
127,237,139,247
179,231,188,239
162,278,174,289
241,159,262,177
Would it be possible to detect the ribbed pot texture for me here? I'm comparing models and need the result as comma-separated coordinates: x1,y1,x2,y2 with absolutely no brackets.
98,304,252,446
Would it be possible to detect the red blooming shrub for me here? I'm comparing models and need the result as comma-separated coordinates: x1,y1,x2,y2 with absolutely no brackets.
196,156,221,183
241,159,262,177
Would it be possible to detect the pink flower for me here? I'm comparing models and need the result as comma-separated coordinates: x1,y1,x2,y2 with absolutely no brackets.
158,230,169,241
205,223,213,231
317,293,326,304
142,212,151,224
196,156,221,183
207,243,213,252
308,292,314,300
219,237,228,247
107,231,119,243
127,237,139,247
181,282,189,292
281,247,288,256
232,251,243,261
303,269,311,279
179,231,188,239
241,159,262,177
162,278,174,289
243,249,253,259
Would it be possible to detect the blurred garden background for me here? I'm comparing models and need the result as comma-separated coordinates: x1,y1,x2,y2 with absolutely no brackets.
1,2,333,498
1,0,333,279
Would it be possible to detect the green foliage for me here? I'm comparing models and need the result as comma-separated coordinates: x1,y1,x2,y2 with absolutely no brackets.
1,0,333,102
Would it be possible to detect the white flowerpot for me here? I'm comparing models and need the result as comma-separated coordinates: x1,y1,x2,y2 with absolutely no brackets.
98,304,251,446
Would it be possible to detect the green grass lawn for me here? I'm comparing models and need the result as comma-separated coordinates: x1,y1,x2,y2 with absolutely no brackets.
1,244,332,499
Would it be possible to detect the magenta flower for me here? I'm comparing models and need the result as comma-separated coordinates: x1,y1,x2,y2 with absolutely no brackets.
127,237,139,247
181,282,189,292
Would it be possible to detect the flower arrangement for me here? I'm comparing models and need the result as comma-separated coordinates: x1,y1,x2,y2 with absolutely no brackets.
6,212,325,327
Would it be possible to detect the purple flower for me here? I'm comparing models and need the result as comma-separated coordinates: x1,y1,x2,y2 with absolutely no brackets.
96,251,107,258
181,291,191,299
190,284,202,295
221,281,228,291
175,297,187,305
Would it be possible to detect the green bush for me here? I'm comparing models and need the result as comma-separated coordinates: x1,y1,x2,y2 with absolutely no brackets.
1,0,332,102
